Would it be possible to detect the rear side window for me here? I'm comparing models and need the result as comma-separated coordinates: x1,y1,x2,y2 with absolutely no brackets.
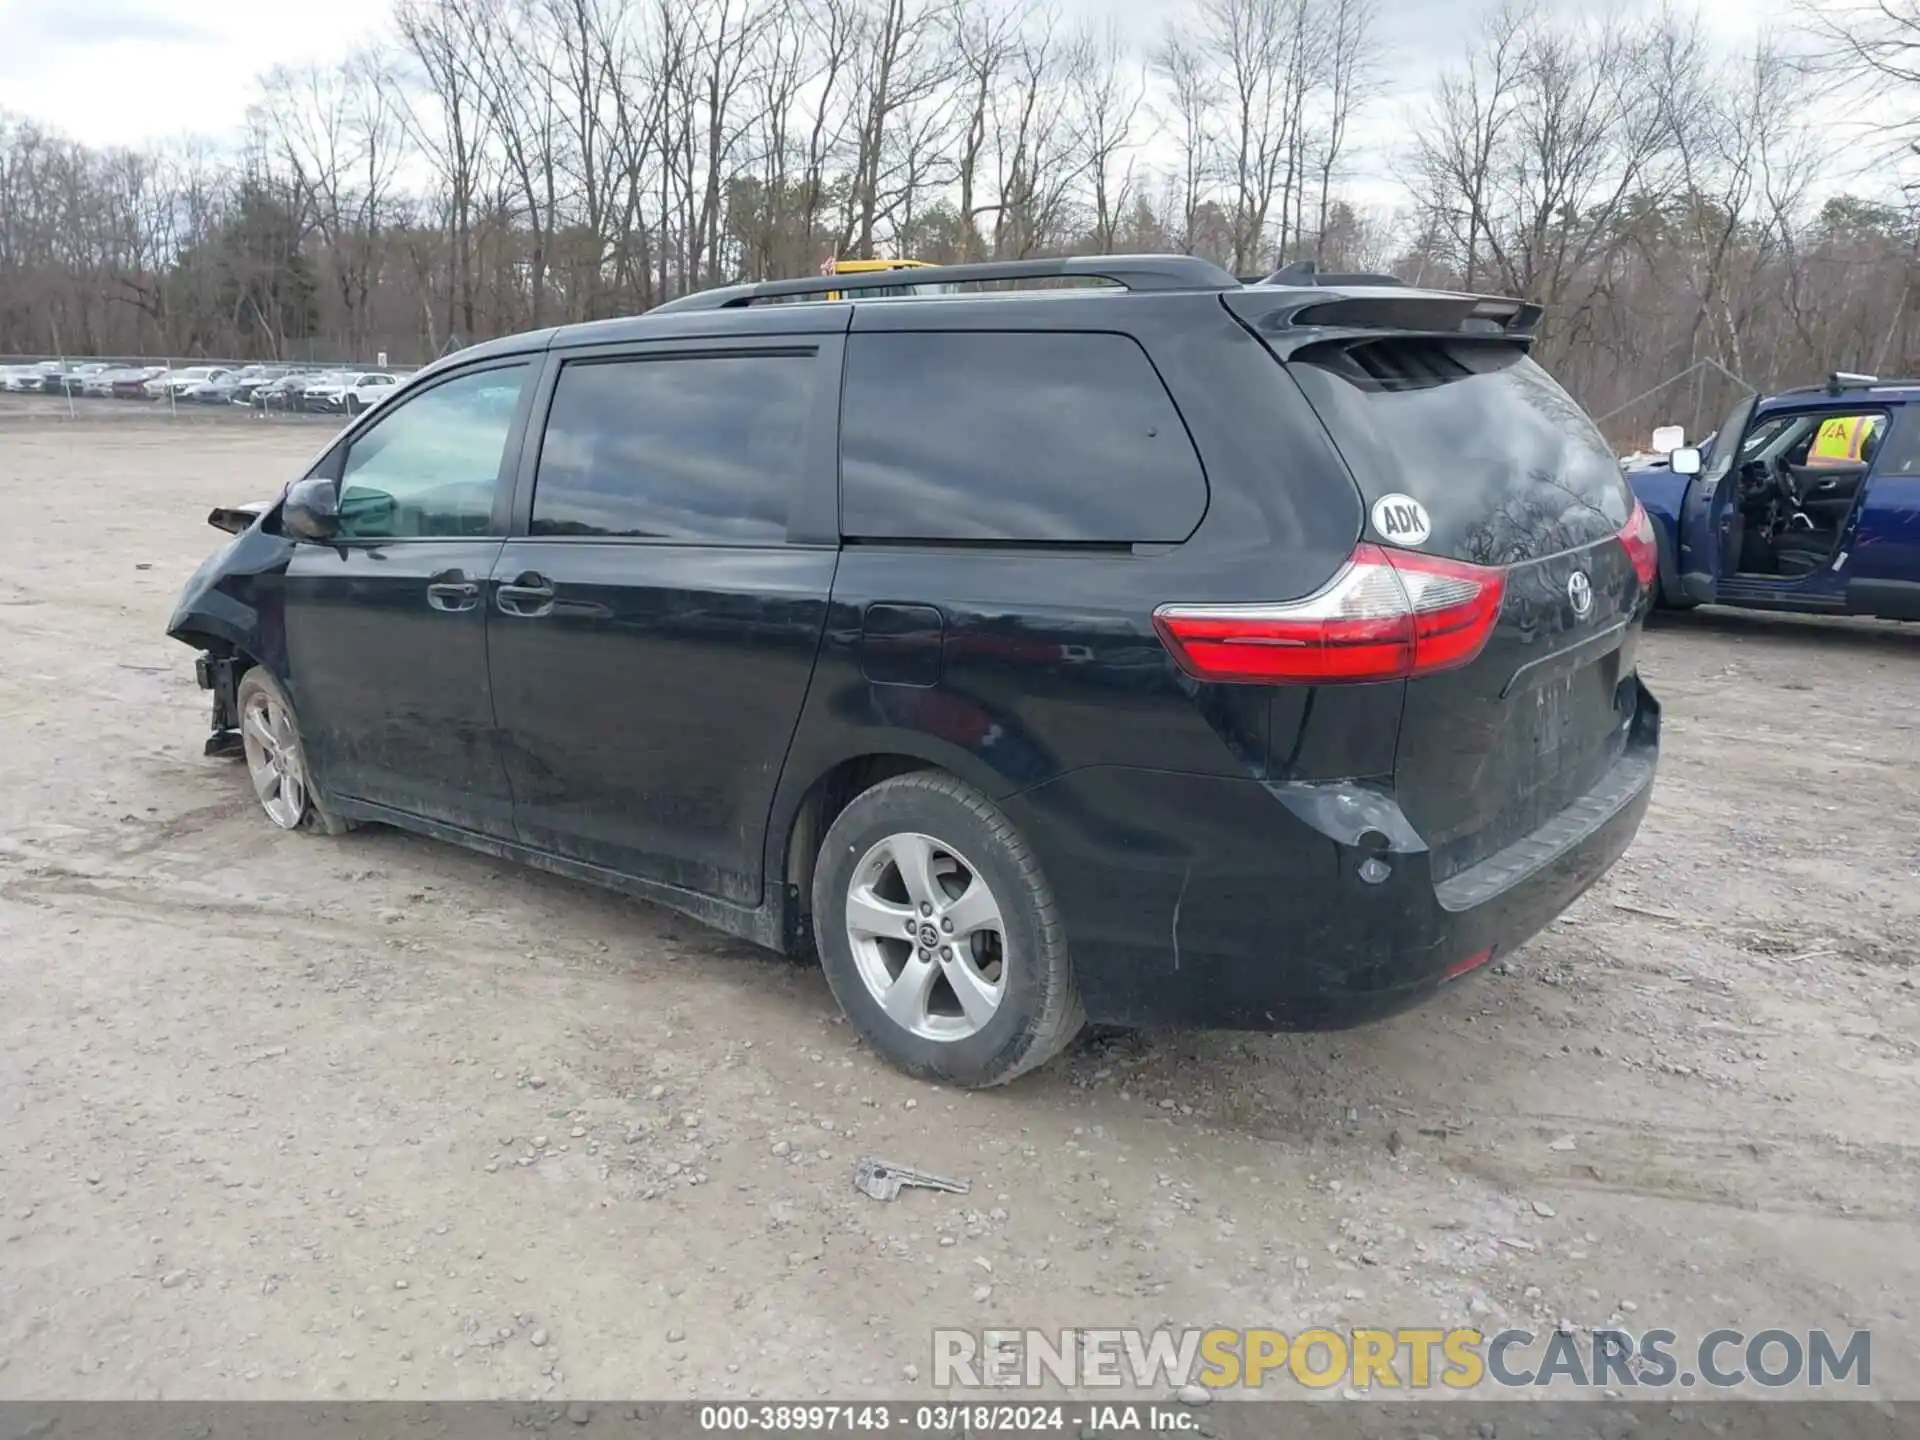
839,331,1206,543
1870,407,1920,476
533,353,816,543
1287,340,1631,566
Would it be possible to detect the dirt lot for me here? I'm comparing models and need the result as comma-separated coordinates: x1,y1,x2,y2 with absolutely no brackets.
2,404,1917,1403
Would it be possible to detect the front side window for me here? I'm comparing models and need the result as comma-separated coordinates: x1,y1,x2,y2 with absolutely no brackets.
335,364,529,539
531,352,817,543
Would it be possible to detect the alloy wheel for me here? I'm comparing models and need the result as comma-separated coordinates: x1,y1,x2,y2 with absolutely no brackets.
240,687,308,829
844,831,1008,1042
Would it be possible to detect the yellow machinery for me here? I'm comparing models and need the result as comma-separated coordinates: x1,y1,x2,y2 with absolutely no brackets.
821,256,956,300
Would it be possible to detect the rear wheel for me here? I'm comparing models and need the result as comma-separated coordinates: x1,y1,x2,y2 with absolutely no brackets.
812,772,1083,1087
235,669,353,836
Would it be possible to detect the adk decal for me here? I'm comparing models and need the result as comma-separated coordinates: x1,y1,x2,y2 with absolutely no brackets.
1370,493,1432,547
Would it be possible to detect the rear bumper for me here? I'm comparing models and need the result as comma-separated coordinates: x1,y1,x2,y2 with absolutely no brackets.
1003,679,1659,1031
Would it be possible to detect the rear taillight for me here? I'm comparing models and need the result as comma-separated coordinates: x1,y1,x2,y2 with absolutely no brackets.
1619,500,1658,592
1152,544,1506,685
1443,947,1495,981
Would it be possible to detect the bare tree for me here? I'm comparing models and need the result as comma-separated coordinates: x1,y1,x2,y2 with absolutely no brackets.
1,0,1914,420
843,0,958,258
1196,0,1294,273
1311,0,1377,264
1065,19,1145,255
950,0,1022,260
989,11,1082,257
1153,33,1218,257
1408,1,1529,291
396,0,494,342
1797,0,1920,155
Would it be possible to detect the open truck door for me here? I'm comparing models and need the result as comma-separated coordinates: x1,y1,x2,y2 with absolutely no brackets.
1675,395,1757,604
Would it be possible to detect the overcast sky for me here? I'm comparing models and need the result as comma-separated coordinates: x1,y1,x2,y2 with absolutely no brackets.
0,0,1816,178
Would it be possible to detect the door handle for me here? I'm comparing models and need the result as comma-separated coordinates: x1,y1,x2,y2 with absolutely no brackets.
426,569,481,613
495,572,556,618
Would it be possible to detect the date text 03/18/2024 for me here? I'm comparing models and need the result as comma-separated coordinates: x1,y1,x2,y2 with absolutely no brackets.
697,1403,1197,1433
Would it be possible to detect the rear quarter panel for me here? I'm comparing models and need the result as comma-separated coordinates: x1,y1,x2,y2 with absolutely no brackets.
762,291,1371,891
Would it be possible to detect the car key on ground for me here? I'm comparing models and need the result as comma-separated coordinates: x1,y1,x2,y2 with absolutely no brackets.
854,1159,973,1201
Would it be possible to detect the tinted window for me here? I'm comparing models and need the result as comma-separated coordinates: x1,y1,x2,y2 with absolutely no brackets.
532,354,816,543
1869,407,1920,476
1288,340,1631,566
839,331,1206,543
336,364,528,539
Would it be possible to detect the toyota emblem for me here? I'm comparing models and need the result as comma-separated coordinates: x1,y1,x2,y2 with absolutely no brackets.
1567,570,1594,618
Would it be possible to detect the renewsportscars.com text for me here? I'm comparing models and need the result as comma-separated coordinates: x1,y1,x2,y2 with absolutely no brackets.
933,1326,1871,1392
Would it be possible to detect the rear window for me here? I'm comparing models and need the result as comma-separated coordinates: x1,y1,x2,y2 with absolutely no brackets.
839,331,1206,543
1287,339,1631,566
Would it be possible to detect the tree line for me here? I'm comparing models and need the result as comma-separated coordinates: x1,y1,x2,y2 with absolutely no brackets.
0,0,1914,440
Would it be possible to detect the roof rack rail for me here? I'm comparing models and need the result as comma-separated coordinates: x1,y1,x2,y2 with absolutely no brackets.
1769,374,1920,401
650,253,1239,314
1259,260,1408,288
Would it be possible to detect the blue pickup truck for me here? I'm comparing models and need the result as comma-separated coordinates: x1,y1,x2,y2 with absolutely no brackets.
1627,374,1920,620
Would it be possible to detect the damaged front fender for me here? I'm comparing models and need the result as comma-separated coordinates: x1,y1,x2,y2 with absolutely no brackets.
165,502,297,669
167,501,301,757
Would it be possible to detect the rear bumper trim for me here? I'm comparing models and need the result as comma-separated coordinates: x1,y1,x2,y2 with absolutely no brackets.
1435,746,1656,913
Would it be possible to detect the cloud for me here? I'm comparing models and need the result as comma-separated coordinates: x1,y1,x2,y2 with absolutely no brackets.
0,0,215,86
4,0,214,53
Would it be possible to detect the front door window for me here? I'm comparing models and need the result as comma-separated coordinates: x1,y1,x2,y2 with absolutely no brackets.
337,365,529,539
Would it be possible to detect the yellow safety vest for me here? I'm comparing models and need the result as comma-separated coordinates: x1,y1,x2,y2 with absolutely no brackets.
1808,415,1875,465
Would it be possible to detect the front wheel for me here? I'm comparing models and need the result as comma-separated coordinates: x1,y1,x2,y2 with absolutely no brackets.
812,772,1083,1087
235,668,354,835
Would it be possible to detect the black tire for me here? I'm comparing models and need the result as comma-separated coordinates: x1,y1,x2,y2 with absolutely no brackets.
234,668,355,836
812,772,1083,1087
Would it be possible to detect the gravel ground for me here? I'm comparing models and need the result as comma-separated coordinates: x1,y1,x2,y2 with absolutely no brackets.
2,404,1917,1402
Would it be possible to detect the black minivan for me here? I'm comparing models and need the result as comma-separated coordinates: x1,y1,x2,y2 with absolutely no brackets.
169,255,1661,1086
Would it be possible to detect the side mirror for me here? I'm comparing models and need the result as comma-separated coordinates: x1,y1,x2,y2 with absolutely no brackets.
1669,446,1703,476
282,477,340,541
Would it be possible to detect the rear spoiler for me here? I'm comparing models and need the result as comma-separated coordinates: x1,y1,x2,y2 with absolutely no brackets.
1224,285,1542,357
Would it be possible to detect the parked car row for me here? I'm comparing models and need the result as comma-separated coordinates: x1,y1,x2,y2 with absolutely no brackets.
0,360,414,415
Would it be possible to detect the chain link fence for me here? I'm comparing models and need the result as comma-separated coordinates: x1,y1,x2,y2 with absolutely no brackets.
1594,358,1758,457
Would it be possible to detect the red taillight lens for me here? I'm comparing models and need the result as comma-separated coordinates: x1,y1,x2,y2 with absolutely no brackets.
1619,500,1658,592
1152,544,1506,685
1443,947,1495,982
